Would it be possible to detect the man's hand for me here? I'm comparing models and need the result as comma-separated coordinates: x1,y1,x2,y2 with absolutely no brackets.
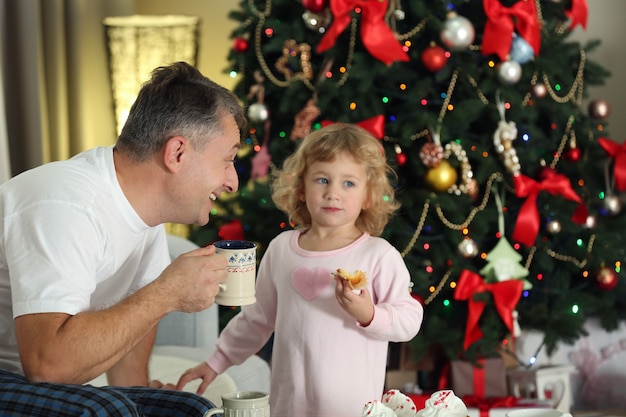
158,245,227,313
334,277,375,326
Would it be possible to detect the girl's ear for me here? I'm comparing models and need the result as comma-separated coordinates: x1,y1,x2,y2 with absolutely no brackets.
362,193,372,210
297,185,306,201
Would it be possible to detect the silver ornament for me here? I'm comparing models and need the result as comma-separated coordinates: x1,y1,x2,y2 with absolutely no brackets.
440,12,475,51
584,215,597,229
458,238,479,258
498,60,522,85
302,11,326,33
532,83,547,98
603,195,622,216
394,9,405,21
247,103,269,123
510,34,534,64
588,99,611,119
546,220,562,234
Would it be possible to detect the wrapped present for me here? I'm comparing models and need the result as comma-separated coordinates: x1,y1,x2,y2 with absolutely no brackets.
451,358,508,398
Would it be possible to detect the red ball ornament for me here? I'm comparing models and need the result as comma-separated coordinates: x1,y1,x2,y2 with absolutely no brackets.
421,44,448,72
302,0,328,13
564,147,581,162
595,266,618,291
396,152,407,166
233,37,249,53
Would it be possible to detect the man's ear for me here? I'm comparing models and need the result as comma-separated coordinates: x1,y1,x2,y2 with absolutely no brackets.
163,136,187,173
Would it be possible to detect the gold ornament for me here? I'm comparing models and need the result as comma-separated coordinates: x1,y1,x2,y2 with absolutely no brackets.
275,39,313,81
425,160,458,192
290,98,321,141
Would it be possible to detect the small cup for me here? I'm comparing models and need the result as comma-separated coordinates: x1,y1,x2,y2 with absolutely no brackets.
204,391,269,417
506,409,572,417
213,240,257,306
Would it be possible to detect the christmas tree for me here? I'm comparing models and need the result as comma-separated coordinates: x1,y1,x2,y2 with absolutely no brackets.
191,0,626,365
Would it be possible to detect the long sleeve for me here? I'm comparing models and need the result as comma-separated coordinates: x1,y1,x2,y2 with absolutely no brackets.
209,230,424,417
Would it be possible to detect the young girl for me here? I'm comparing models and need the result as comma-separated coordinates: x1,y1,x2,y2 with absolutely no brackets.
176,123,423,416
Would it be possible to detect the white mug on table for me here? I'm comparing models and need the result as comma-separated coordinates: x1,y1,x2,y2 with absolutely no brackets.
203,391,269,417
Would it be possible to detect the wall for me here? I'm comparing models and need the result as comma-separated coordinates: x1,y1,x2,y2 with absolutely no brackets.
133,1,237,90
570,0,626,141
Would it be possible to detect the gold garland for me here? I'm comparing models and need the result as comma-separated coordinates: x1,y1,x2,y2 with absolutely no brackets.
400,199,430,258
423,269,452,306
541,50,586,105
435,172,503,230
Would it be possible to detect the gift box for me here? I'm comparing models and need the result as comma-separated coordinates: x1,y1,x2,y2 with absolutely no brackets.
451,358,508,398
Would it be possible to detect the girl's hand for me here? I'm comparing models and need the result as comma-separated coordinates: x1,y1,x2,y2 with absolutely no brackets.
176,362,218,395
334,277,375,326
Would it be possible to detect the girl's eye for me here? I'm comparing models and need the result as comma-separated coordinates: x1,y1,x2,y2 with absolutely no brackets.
344,181,355,188
315,178,329,184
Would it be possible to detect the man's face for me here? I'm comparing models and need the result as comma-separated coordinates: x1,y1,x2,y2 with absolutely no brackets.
177,115,241,226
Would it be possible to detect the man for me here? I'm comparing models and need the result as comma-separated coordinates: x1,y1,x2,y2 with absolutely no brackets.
0,62,246,416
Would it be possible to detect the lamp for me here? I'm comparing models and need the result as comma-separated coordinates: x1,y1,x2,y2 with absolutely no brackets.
104,15,200,238
103,15,201,136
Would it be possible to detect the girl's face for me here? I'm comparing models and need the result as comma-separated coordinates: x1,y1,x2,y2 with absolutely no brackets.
301,151,369,231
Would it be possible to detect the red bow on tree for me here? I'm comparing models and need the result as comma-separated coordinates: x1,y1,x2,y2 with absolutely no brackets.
218,219,245,241
598,137,626,192
316,0,409,66
321,114,385,139
512,173,583,247
566,0,588,30
482,0,541,61
454,269,523,350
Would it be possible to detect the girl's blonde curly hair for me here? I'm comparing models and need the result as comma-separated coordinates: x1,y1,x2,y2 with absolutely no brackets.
271,123,400,236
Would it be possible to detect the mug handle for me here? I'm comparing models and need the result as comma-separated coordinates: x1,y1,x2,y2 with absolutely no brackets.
204,409,224,416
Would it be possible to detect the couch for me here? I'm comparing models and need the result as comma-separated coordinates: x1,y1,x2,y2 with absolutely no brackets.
88,234,271,406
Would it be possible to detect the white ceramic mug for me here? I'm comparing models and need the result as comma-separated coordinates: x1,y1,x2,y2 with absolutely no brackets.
506,409,573,417
213,240,257,306
204,391,269,417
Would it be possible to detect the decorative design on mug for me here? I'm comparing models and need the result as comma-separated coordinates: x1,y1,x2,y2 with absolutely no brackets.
227,265,255,273
226,252,256,266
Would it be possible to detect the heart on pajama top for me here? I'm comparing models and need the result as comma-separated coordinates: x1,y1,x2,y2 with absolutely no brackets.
292,266,333,301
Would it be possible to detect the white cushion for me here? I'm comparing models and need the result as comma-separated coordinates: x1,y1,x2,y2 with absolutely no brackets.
87,353,237,407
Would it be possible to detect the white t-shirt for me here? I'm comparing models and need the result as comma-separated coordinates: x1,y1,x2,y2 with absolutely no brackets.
0,146,169,375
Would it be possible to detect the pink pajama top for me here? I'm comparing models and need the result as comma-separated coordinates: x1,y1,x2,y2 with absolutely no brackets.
207,229,423,417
